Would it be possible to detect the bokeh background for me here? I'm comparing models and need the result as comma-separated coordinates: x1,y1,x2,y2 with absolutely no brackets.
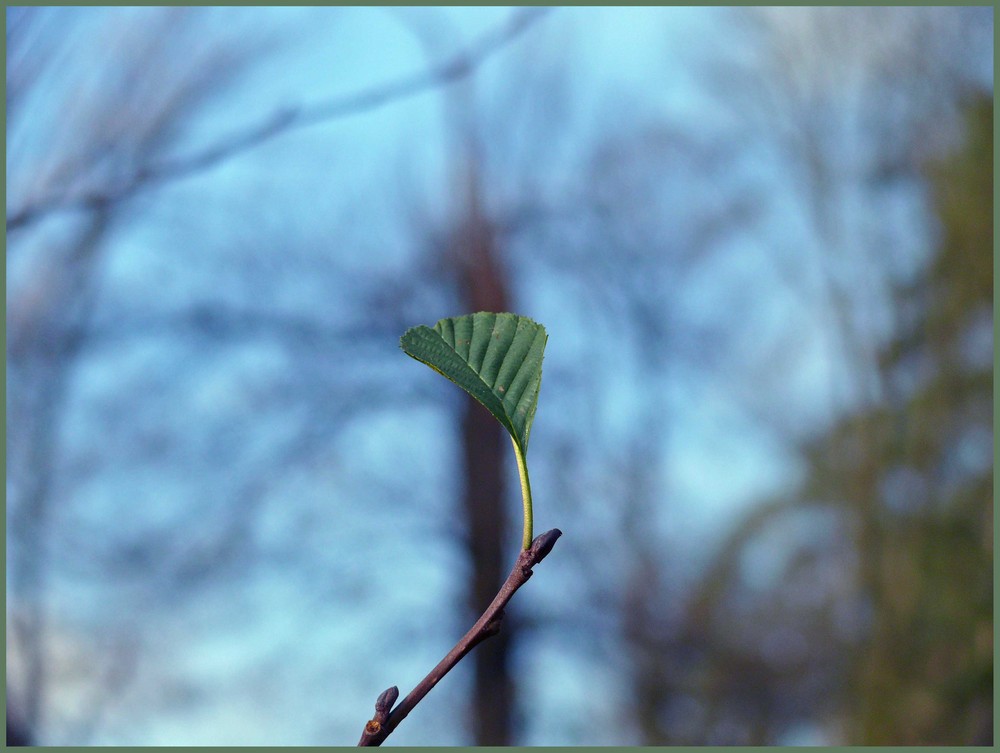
5,6,994,746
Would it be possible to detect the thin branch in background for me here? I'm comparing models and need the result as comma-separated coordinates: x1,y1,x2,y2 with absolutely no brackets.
356,528,561,747
6,7,554,231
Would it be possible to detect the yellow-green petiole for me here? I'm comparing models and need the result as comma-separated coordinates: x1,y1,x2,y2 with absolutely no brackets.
512,437,533,550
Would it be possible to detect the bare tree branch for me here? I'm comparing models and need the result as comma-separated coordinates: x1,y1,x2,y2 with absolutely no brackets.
357,529,561,747
6,7,554,231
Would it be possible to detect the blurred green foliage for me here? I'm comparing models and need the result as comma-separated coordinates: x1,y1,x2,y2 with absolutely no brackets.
847,91,993,745
644,91,994,747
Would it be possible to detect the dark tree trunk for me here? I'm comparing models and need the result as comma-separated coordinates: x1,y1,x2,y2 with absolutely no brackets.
460,395,513,745
455,165,514,745
7,717,33,747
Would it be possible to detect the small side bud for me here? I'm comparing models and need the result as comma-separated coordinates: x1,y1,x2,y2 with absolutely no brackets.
375,686,399,717
529,528,561,561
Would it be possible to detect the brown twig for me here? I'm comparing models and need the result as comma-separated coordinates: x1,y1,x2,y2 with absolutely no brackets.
357,528,561,746
7,7,553,231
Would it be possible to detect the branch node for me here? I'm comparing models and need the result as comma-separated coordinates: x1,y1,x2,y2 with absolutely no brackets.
483,610,504,638
358,685,398,746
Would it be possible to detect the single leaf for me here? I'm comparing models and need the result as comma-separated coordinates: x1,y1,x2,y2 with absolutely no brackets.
400,312,547,453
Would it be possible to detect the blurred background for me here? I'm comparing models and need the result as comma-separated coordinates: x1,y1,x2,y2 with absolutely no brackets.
5,6,994,746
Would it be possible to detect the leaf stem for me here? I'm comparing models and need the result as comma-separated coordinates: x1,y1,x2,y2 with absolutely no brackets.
512,438,533,550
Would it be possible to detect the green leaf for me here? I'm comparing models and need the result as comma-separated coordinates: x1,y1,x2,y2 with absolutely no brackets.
400,312,547,454
400,312,547,550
